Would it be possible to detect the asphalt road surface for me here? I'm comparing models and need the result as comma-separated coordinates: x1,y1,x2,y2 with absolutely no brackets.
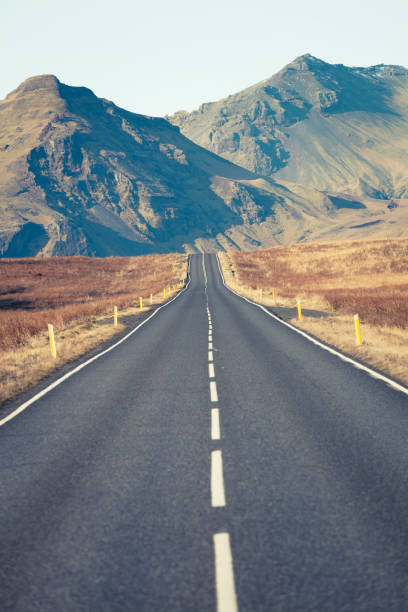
1,253,408,611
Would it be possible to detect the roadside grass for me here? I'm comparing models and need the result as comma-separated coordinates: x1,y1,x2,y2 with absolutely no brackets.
219,238,408,386
0,253,188,405
294,315,408,386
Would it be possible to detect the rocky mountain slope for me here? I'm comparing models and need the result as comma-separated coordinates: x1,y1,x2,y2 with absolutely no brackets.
1,71,407,257
0,74,357,256
168,54,408,202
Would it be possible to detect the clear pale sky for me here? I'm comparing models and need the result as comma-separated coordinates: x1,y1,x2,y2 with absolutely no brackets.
2,0,407,117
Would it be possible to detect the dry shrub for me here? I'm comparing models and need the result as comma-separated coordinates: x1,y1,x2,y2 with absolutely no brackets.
0,254,185,351
231,238,408,329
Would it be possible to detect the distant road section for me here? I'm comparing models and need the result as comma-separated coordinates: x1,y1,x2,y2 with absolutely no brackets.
1,254,408,611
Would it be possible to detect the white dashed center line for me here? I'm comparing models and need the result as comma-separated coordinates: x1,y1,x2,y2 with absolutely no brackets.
202,255,238,610
211,450,226,507
211,408,221,440
214,533,238,612
210,380,218,402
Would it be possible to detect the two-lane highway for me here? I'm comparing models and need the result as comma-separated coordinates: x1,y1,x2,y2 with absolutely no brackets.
1,254,408,610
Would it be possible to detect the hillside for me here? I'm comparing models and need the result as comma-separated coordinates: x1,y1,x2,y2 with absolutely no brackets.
0,74,346,257
168,54,408,203
1,73,408,257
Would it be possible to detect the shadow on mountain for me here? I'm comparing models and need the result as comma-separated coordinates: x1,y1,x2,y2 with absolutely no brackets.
328,196,366,210
2,223,49,257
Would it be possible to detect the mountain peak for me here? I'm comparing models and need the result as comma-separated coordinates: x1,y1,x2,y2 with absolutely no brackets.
283,53,325,71
6,75,60,100
3,75,99,108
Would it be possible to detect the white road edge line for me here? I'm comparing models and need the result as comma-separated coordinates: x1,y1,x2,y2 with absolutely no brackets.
210,380,218,402
211,408,221,440
216,254,408,398
209,363,215,379
0,257,193,428
209,342,213,350
211,450,226,506
214,532,238,612
208,351,214,362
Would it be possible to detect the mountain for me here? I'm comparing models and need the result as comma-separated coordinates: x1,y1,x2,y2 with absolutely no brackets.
168,54,408,201
0,74,350,256
1,72,407,258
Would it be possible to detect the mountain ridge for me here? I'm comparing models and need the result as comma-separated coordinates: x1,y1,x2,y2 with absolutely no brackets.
1,73,356,256
1,65,408,257
167,54,408,200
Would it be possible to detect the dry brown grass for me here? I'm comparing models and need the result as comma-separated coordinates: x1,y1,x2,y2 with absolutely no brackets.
0,317,127,405
0,254,186,351
229,238,408,328
220,239,408,387
0,253,188,404
295,315,408,387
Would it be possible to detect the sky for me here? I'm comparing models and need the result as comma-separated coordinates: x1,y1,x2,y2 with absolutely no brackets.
1,0,408,117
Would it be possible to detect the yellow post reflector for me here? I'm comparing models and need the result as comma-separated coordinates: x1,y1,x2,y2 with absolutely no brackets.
114,306,118,326
297,301,303,321
354,314,363,345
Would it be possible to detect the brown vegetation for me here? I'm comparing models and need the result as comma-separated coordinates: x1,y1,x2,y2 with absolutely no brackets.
0,254,187,404
230,238,408,328
0,254,183,351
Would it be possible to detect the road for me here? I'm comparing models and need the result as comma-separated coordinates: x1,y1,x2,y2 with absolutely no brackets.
1,253,408,611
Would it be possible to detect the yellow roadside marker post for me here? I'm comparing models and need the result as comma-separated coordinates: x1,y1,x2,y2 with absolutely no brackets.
150,293,153,305
140,297,143,310
297,301,303,321
48,324,57,359
354,314,363,345
163,288,166,299
114,306,118,326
